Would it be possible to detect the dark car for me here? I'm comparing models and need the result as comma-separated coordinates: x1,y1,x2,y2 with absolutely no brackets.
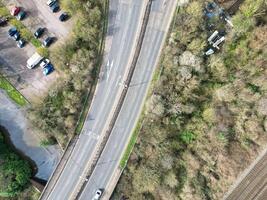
43,63,54,75
42,37,54,47
17,39,25,48
59,12,69,21
50,2,59,12
8,27,17,37
12,31,20,41
16,11,26,20
0,18,7,26
34,27,44,38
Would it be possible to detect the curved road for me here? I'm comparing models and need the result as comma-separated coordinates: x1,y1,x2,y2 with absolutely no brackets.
78,0,177,199
41,0,147,199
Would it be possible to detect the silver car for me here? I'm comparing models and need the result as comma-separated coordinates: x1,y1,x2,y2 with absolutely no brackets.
93,189,103,200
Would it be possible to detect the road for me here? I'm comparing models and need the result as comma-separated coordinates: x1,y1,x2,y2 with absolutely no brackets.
224,149,267,200
40,0,148,199
78,0,177,199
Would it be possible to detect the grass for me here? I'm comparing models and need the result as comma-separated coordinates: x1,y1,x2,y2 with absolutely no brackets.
120,119,143,168
0,76,28,106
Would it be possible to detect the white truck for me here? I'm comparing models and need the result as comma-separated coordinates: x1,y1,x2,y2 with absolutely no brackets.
27,52,43,69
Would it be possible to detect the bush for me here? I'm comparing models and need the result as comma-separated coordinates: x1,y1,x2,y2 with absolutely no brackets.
0,132,32,197
179,130,197,145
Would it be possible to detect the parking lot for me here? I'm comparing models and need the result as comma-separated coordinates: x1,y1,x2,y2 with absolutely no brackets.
3,0,71,41
0,25,59,102
0,0,72,102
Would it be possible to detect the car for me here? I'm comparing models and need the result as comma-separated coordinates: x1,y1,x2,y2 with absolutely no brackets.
93,189,103,200
0,17,7,26
50,2,59,12
47,0,57,6
40,58,50,68
10,6,20,16
8,27,17,37
17,39,25,48
16,11,26,20
34,27,44,38
59,12,69,21
43,64,54,75
42,37,54,47
12,31,20,41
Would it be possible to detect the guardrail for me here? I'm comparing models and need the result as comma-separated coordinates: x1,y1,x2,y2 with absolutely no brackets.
73,0,153,199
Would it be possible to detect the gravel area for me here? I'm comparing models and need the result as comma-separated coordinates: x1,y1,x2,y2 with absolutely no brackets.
0,90,62,180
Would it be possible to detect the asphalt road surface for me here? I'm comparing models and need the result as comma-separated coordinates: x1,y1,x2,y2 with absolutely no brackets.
225,149,267,200
78,0,177,199
41,0,147,199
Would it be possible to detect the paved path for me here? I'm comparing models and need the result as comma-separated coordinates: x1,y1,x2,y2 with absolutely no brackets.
0,90,61,180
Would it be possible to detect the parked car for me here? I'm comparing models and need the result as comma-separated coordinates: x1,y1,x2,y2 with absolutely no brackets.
12,31,20,41
0,17,7,26
8,27,17,37
40,58,50,68
34,27,44,38
17,39,25,48
50,2,59,12
93,189,103,200
42,37,54,47
16,11,26,20
10,6,20,16
59,12,69,21
47,0,57,6
43,63,54,76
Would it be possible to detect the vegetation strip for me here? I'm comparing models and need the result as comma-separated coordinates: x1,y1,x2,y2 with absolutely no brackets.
0,75,28,106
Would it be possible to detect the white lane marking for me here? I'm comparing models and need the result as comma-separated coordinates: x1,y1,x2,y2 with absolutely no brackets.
107,59,114,80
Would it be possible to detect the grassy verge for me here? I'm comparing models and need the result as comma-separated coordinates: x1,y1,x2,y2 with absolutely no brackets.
120,119,143,168
0,76,28,106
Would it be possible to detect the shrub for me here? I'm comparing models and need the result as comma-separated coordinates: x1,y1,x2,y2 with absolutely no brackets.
179,130,197,145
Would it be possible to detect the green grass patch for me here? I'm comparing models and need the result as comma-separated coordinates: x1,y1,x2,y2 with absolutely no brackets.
31,38,42,48
37,47,49,57
120,119,143,168
0,76,27,106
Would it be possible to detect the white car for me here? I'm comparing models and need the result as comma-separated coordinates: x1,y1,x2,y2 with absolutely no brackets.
40,59,50,68
93,189,102,200
47,0,56,6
